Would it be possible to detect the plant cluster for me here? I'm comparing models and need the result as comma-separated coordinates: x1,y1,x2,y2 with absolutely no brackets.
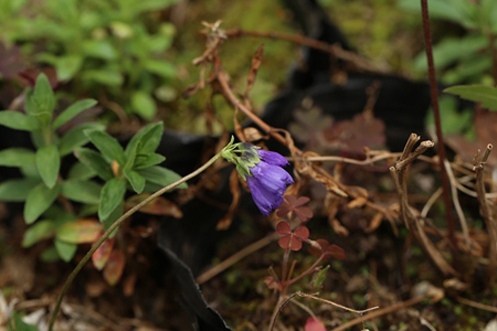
0,73,184,281
1,0,178,119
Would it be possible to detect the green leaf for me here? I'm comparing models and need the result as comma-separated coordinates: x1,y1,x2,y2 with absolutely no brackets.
0,148,35,167
54,55,83,81
82,70,123,86
312,265,330,288
99,177,126,221
82,40,117,60
124,168,145,193
22,219,57,247
36,145,60,188
74,147,114,180
59,122,105,156
133,153,165,169
0,178,40,202
24,183,61,224
67,161,97,180
9,311,38,331
137,166,187,189
144,59,176,78
131,91,157,121
444,85,497,111
53,99,98,129
426,95,473,134
413,35,487,72
56,219,103,243
40,246,60,262
102,200,123,236
0,111,39,131
398,0,477,29
54,239,77,262
62,179,102,204
85,130,126,166
25,73,55,122
124,121,163,165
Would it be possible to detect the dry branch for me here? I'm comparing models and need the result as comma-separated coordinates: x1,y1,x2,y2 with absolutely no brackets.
473,143,497,284
390,134,457,276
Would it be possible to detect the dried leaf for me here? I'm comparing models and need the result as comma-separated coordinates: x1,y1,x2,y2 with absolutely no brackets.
92,234,115,270
329,218,349,237
217,169,241,230
245,43,264,96
103,249,126,286
366,212,384,233
243,127,264,142
56,219,103,244
347,197,367,209
126,194,183,218
123,272,137,297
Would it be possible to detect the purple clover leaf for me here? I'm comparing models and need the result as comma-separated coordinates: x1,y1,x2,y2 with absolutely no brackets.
275,221,310,251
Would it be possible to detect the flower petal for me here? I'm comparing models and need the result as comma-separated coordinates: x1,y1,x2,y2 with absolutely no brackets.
250,161,294,193
247,176,284,215
257,149,289,166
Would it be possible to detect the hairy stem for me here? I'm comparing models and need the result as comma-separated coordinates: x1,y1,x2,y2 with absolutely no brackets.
48,152,223,331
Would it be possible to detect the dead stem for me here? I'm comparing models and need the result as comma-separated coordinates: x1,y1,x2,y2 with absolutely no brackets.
196,233,279,284
224,29,389,73
473,144,496,285
331,295,428,331
390,134,457,276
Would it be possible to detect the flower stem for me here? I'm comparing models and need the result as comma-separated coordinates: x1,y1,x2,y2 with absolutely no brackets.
48,152,222,331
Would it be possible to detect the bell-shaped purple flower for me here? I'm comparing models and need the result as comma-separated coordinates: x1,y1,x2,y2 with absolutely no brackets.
246,150,294,215
221,139,294,215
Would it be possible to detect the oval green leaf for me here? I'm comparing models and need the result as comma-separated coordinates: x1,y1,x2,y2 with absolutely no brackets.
98,177,126,221
36,145,60,188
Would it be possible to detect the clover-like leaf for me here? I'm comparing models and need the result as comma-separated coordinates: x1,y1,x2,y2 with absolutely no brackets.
308,239,345,260
275,221,310,251
277,195,313,222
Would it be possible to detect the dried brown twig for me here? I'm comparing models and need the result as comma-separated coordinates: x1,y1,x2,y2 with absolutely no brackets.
225,29,389,74
473,144,497,284
390,134,457,276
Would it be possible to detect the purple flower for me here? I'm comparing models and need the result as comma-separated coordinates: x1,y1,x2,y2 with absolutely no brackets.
221,139,294,215
245,149,294,215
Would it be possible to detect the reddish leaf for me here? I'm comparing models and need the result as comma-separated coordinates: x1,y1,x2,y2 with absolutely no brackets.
103,249,126,286
277,195,313,222
305,317,326,331
0,43,26,78
56,219,103,244
322,112,386,153
309,240,345,260
275,221,291,235
294,226,310,240
276,222,310,251
326,244,345,260
92,234,115,270
126,194,183,218
309,239,330,256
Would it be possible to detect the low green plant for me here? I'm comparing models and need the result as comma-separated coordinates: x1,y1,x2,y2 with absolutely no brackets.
0,0,178,120
398,0,497,84
0,73,184,266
